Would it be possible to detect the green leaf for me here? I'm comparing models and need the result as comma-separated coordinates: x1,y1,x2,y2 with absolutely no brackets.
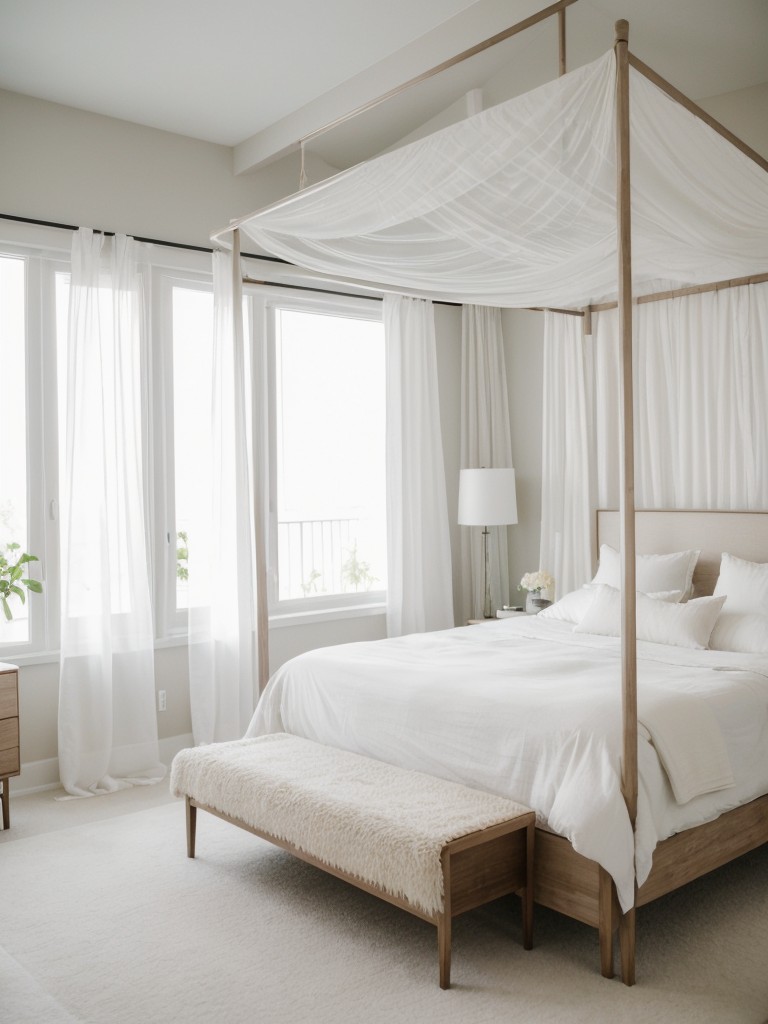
9,585,25,603
10,567,22,582
17,553,38,565
1,597,11,621
6,542,20,552
23,579,43,594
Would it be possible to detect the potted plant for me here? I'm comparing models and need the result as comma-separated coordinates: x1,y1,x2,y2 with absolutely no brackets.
0,542,43,621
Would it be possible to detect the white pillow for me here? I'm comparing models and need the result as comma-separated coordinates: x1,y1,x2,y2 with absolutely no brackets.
713,552,768,613
574,584,725,649
709,611,768,653
592,544,699,601
540,584,682,626
710,553,768,652
538,587,595,624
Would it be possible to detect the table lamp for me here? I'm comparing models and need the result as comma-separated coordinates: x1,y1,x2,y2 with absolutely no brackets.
458,468,518,619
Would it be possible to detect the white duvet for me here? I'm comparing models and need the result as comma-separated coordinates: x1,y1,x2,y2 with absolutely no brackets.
246,616,768,912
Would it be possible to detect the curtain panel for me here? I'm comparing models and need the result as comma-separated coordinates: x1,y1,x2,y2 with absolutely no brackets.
539,311,596,600
188,251,258,745
540,282,768,597
595,283,768,512
58,229,164,796
384,295,454,636
460,305,514,621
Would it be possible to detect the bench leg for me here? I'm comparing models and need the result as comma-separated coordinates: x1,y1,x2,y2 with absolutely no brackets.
186,797,197,858
437,912,451,989
522,822,534,950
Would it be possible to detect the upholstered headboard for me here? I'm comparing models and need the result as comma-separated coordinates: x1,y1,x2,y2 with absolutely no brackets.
596,510,768,597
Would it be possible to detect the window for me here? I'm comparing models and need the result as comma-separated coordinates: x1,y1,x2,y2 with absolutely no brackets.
171,282,215,611
0,255,30,643
269,299,387,614
152,272,217,634
0,246,61,657
1,228,389,658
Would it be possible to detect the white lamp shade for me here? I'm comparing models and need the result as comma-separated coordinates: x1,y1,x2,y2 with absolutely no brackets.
458,468,518,526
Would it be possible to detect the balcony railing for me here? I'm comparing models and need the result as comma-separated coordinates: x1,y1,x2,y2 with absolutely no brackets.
278,517,362,601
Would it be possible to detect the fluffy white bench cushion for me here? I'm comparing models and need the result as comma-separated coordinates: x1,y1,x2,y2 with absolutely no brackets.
171,733,531,917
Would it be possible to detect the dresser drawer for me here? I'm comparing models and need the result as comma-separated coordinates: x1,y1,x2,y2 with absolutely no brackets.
0,716,18,752
0,671,18,719
0,745,19,777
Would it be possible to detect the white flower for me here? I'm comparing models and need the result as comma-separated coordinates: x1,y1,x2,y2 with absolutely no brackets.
519,570,554,593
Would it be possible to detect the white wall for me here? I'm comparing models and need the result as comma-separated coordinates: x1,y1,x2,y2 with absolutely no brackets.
0,89,285,250
699,82,768,162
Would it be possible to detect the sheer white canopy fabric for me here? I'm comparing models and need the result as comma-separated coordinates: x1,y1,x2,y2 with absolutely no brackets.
384,295,454,636
460,306,514,621
234,51,768,309
58,229,164,796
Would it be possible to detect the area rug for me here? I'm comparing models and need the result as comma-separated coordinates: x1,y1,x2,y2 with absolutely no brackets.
1,799,766,1024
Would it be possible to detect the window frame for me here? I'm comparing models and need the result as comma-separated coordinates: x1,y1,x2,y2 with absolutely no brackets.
151,266,216,639
0,228,388,659
262,290,387,622
0,245,67,661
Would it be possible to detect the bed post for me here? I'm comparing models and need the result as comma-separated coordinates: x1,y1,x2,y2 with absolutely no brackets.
614,18,638,988
558,7,567,75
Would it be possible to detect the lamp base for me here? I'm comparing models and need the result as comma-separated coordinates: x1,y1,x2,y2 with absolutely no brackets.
482,527,492,618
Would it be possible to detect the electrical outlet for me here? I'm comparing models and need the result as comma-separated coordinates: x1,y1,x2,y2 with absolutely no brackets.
158,690,167,712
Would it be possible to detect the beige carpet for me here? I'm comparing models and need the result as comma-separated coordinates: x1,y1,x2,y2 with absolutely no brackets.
1,788,767,1024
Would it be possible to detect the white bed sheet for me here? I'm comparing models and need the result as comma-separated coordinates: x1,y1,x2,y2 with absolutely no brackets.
246,616,768,912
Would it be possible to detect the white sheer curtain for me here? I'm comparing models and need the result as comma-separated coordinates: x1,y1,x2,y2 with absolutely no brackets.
384,295,454,636
539,311,595,599
596,282,768,511
540,284,768,599
187,251,258,745
58,229,164,796
460,306,514,621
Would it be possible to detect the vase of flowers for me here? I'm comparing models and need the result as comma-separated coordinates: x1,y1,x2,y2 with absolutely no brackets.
519,570,554,613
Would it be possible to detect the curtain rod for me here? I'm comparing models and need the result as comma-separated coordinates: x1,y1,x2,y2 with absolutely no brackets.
0,212,289,264
1,212,462,307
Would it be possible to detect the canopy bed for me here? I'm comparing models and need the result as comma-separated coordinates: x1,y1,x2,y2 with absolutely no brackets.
211,2,768,985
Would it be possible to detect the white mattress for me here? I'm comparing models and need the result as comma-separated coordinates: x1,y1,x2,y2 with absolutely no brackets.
246,616,768,912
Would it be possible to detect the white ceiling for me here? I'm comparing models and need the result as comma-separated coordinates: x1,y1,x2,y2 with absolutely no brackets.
2,0,767,172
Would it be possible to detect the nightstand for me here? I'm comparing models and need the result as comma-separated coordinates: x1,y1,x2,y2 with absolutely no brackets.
496,609,528,619
0,662,20,830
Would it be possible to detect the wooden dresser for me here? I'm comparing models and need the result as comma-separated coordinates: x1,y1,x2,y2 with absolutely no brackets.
0,662,20,830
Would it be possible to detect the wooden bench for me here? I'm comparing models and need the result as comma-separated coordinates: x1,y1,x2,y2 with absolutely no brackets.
170,733,535,988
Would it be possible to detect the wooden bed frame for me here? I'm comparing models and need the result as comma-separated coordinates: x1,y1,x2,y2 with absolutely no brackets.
211,1,768,988
535,510,768,982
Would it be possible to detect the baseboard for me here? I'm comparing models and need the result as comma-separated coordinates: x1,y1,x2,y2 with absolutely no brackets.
10,757,60,795
10,733,195,797
158,732,194,766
